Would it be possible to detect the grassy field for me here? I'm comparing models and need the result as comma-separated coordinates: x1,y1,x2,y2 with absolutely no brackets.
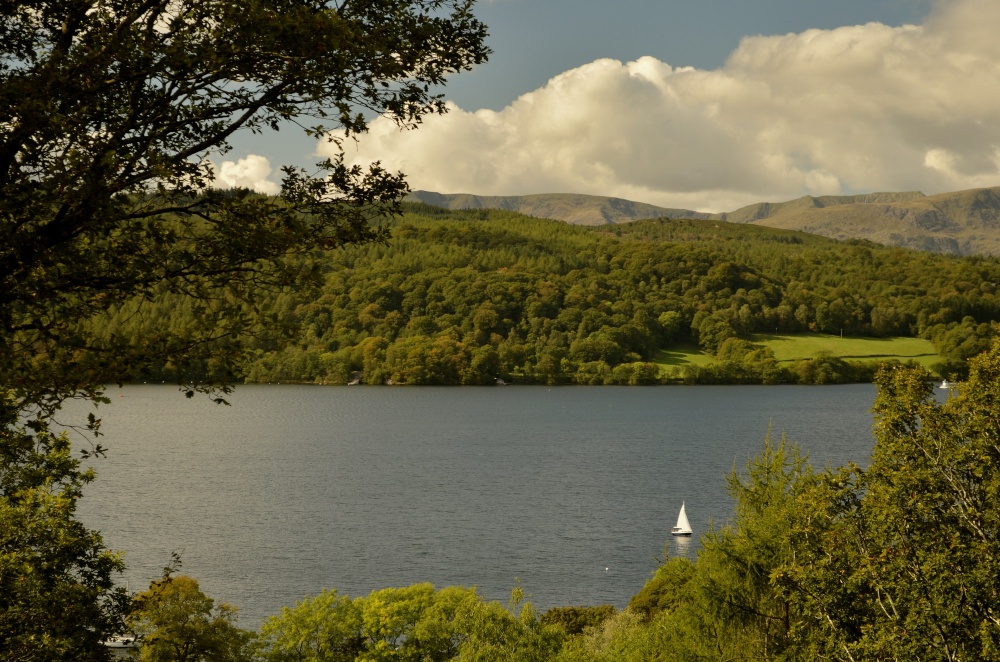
654,334,941,372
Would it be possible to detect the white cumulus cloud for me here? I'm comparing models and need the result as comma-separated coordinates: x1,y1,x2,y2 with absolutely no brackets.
211,154,280,195
323,0,1000,212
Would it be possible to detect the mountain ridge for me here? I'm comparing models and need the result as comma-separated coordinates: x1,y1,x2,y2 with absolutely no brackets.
407,187,1000,256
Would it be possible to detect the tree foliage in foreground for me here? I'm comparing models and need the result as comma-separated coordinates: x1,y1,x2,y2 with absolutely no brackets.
0,393,130,661
0,0,487,658
255,584,563,662
608,341,1000,661
129,574,253,662
1,1,486,413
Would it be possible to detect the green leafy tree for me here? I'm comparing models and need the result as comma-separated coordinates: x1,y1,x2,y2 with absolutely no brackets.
0,0,488,656
453,587,565,662
842,345,1000,659
928,318,998,379
655,343,1000,660
129,574,253,662
759,342,1000,660
256,589,364,662
359,584,479,661
552,609,666,662
693,313,737,353
257,584,565,662
1,0,489,411
640,435,823,661
539,605,617,636
0,396,129,661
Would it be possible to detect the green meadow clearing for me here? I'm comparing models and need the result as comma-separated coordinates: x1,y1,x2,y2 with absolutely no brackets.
655,334,942,372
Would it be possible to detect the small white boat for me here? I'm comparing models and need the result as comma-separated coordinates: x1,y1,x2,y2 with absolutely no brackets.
939,380,954,389
671,501,693,537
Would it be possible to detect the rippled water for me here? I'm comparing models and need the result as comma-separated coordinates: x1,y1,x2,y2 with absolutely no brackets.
71,384,878,627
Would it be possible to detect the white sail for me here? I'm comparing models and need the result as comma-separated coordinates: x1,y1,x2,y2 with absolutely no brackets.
671,501,693,536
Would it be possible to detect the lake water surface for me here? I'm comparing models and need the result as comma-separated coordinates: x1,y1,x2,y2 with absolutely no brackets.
73,384,879,627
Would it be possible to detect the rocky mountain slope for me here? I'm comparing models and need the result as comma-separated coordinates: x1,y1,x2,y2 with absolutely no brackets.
408,187,1000,256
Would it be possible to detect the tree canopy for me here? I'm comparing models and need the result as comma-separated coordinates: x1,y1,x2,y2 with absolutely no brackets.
0,0,488,412
255,584,564,662
130,574,253,662
0,397,130,661
0,1,488,658
605,341,1000,661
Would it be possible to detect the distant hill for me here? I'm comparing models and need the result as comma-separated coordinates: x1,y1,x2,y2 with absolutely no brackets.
407,187,1000,256
407,191,711,226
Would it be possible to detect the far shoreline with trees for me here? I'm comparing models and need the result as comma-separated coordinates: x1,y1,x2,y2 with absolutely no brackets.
99,203,998,387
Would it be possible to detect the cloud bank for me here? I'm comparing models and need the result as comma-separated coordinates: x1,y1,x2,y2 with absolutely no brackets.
211,154,280,195
325,0,1000,212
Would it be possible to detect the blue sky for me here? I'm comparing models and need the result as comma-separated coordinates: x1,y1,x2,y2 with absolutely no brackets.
443,0,933,111
217,0,1000,212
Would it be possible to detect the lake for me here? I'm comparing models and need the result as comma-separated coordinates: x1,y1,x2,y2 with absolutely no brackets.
73,384,879,627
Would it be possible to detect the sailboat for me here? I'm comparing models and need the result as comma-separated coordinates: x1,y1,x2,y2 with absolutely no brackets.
671,501,693,537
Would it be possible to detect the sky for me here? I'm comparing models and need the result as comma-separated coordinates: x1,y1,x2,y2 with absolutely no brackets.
213,0,1000,212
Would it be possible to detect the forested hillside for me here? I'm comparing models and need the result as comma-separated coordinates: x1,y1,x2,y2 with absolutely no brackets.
95,202,1000,386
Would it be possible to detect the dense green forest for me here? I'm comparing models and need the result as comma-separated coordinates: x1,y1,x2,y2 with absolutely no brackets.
97,202,1000,386
123,344,1000,661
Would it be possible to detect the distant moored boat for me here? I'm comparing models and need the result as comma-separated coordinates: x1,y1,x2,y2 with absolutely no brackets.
102,634,137,650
